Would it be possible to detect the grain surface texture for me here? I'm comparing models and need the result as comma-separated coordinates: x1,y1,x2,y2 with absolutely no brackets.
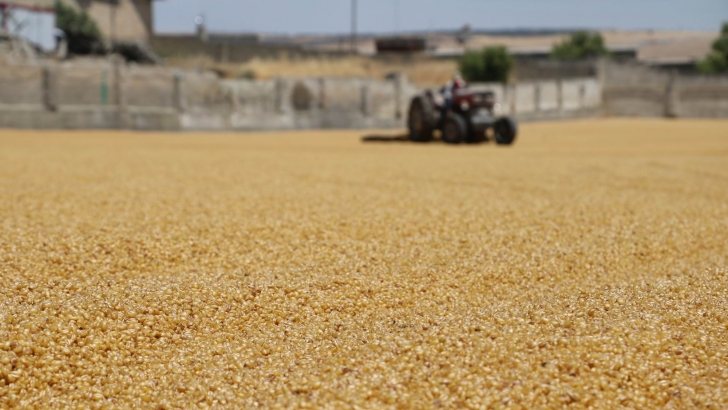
1,119,727,408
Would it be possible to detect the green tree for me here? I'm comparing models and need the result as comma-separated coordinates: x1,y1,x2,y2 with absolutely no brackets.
55,0,103,54
551,31,608,60
698,23,728,74
459,46,513,83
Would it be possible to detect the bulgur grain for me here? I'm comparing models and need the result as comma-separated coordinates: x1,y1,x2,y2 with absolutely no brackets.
0,119,727,408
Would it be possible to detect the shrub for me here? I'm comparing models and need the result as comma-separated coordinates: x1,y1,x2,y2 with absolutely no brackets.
551,31,608,60
55,0,103,54
459,46,513,83
698,22,728,74
239,69,256,80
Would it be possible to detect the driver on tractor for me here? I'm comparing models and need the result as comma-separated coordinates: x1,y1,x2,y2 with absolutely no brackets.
440,73,467,126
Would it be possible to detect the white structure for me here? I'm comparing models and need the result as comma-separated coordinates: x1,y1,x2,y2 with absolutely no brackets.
1,3,56,51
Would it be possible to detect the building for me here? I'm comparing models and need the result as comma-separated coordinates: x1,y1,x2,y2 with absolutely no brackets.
0,0,56,51
0,0,154,50
638,38,714,73
60,0,154,43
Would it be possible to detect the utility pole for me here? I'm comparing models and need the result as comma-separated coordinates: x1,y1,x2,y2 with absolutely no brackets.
351,0,357,54
110,0,117,51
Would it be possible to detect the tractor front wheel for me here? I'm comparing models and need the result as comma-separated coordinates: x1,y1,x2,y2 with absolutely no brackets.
442,113,468,144
494,117,517,145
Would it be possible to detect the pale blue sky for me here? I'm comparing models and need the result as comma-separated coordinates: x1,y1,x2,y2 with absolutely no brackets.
154,0,727,35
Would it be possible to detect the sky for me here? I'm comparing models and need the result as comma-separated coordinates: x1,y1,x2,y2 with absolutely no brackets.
154,0,728,35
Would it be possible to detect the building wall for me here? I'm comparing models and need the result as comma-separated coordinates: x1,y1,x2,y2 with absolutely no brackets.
3,7,55,51
0,0,54,10
63,0,152,42
1,0,152,42
0,1,56,51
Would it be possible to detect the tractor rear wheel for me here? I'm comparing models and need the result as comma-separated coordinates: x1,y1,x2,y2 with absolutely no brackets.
408,96,436,142
494,117,517,145
442,113,468,144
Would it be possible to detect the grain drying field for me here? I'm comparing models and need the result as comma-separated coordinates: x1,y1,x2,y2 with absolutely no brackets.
1,119,727,409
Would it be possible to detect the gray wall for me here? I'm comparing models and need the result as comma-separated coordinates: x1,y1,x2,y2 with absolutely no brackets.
677,75,728,118
5,59,727,131
464,78,602,121
0,60,601,130
0,64,43,105
602,61,728,118
0,61,420,131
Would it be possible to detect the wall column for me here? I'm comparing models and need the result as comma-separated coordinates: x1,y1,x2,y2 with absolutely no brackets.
361,83,371,117
42,66,58,112
393,72,406,120
275,79,285,114
665,71,681,118
112,56,128,128
510,84,517,114
173,71,185,113
318,78,326,110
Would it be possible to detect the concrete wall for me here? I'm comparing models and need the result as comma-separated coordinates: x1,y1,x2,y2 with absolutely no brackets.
0,61,420,130
673,75,728,118
602,61,728,118
464,78,602,122
0,59,602,130
0,64,43,105
1,59,725,131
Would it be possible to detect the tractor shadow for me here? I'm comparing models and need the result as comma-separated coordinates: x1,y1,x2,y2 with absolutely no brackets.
361,134,490,145
360,134,412,143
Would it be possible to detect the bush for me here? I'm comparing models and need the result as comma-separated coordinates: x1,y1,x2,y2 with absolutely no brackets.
239,70,256,80
55,0,103,55
459,46,513,83
698,22,728,74
551,31,608,60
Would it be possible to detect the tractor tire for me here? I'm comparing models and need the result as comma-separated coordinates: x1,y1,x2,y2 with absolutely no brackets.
494,116,517,145
408,96,436,142
442,113,468,144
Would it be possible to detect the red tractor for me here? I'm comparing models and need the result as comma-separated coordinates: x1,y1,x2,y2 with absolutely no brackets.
408,88,517,145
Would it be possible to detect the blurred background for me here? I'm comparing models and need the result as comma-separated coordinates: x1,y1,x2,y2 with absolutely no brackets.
0,0,726,130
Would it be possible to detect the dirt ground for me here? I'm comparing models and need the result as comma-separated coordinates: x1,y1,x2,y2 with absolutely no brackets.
1,119,727,408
